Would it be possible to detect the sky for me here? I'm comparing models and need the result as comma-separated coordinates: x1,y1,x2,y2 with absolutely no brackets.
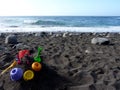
0,0,119,16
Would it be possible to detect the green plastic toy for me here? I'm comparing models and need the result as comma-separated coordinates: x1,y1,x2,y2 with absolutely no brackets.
34,47,43,62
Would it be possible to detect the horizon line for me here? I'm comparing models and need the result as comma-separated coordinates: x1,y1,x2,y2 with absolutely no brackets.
0,15,120,17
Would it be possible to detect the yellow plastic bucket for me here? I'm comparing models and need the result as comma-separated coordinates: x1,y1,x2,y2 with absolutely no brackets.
23,70,34,81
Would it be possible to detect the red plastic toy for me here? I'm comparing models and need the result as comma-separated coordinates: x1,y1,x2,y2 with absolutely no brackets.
17,50,30,64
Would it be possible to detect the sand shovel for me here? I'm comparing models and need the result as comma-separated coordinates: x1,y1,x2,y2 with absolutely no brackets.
34,47,43,62
0,60,17,77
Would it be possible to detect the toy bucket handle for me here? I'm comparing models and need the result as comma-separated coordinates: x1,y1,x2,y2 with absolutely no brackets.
37,47,43,56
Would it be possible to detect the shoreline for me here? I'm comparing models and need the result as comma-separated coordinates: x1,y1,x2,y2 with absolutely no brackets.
0,26,120,33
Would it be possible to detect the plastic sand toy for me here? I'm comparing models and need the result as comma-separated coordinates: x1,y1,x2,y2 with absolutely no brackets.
34,47,43,62
32,62,42,71
23,70,34,81
18,50,30,60
0,60,17,77
10,68,23,81
17,50,30,64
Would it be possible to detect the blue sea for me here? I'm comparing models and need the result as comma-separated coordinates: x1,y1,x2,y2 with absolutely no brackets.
0,16,120,33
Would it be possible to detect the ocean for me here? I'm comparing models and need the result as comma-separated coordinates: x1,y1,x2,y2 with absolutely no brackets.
0,16,120,33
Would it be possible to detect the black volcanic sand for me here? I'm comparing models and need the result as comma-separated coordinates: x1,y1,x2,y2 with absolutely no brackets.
0,32,120,90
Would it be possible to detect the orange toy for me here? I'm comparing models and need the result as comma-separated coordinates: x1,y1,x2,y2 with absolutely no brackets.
32,62,42,71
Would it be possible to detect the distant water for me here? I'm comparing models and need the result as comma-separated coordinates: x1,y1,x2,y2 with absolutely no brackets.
0,16,120,33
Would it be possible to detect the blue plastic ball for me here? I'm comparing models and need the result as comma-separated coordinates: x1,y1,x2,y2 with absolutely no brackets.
10,68,23,81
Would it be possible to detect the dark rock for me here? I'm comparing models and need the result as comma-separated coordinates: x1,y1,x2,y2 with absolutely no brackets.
41,32,48,37
5,34,18,44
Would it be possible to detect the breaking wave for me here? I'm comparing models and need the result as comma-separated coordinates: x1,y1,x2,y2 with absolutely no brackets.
30,20,66,26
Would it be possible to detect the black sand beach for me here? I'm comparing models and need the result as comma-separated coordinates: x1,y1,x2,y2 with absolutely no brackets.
0,32,120,90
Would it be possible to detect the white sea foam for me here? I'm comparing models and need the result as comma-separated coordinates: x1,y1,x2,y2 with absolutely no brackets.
23,20,37,24
0,26,120,33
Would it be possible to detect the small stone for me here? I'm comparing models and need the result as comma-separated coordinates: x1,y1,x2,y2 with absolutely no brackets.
85,50,91,54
